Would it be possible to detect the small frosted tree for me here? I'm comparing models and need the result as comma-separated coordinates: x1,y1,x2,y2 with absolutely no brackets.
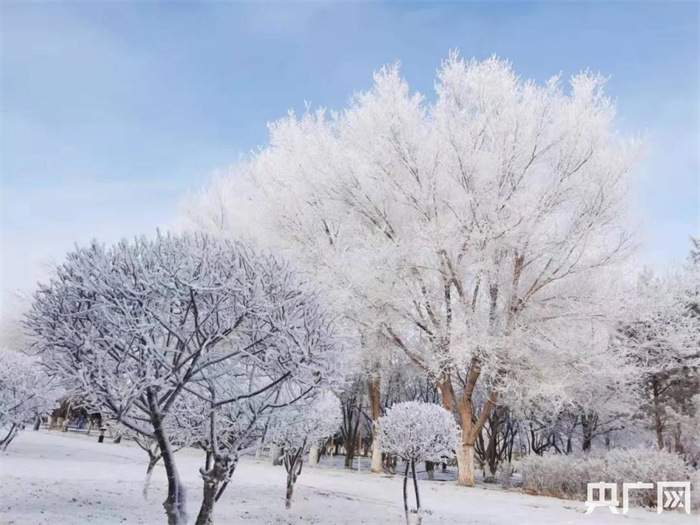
0,349,59,450
377,402,459,525
269,392,342,509
25,233,341,525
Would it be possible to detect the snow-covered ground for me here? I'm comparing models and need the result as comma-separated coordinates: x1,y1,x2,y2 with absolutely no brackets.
1,430,695,525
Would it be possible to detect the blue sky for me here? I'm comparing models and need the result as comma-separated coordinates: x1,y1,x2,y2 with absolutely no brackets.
2,1,698,304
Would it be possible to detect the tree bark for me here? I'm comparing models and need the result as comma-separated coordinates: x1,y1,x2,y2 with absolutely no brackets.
150,407,188,525
402,461,410,525
651,375,665,450
33,416,42,431
411,459,420,511
0,424,18,451
344,442,356,468
195,474,218,525
456,442,476,487
270,444,283,466
438,374,496,487
284,451,303,509
143,455,160,500
195,455,236,525
368,376,383,473
425,461,434,481
308,446,319,466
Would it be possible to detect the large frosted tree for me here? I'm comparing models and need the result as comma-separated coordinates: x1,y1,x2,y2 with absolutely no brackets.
188,53,640,486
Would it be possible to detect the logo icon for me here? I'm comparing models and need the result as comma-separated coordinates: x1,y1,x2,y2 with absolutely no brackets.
585,481,691,515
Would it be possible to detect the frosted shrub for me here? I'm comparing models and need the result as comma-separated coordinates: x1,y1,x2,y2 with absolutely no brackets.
602,449,692,507
498,462,515,489
378,402,459,525
520,454,604,498
521,449,693,508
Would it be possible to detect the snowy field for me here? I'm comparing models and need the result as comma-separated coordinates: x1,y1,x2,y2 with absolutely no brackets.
1,430,696,525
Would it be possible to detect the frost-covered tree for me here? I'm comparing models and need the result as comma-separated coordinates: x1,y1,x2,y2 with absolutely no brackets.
188,52,639,486
378,401,459,524
0,349,59,450
620,265,700,451
269,392,342,508
25,233,341,525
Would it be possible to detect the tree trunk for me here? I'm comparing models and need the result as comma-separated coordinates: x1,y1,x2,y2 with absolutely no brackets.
61,400,72,432
425,461,434,481
651,376,664,450
195,475,218,525
486,429,498,478
33,416,42,431
270,444,283,466
456,443,476,487
402,461,410,525
368,376,383,473
581,413,597,452
344,441,355,468
673,423,684,455
195,455,236,525
0,424,18,451
284,452,303,509
151,414,188,525
412,459,422,525
308,446,319,466
143,456,159,500
437,368,496,487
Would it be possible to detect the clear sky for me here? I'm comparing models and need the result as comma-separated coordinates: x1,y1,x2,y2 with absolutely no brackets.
1,1,698,306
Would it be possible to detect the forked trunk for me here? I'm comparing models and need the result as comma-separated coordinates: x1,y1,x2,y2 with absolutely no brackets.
439,376,496,488
284,452,304,509
143,456,159,499
195,454,237,525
